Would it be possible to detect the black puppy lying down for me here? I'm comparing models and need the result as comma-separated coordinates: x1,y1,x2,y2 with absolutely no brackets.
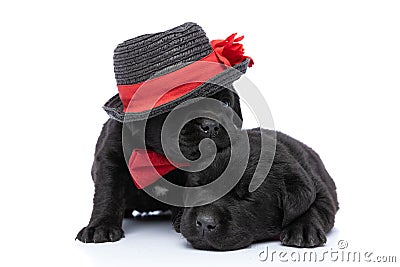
175,128,339,250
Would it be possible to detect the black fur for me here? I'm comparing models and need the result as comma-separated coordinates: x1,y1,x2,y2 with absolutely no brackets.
177,128,338,250
76,87,338,250
76,88,242,243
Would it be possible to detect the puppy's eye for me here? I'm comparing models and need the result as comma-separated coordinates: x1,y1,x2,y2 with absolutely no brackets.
221,98,230,107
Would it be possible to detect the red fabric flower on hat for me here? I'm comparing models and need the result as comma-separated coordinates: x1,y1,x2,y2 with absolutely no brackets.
211,33,254,68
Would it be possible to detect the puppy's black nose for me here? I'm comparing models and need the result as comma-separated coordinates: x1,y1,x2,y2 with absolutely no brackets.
199,119,220,135
196,213,218,233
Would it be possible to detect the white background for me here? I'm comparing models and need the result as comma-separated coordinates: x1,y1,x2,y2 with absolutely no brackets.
1,0,399,266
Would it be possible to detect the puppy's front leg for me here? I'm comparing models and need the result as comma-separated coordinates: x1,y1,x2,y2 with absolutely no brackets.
278,162,337,248
76,177,126,243
280,190,337,247
76,120,126,243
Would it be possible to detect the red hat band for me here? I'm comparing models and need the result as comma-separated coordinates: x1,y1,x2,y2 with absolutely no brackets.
117,33,253,114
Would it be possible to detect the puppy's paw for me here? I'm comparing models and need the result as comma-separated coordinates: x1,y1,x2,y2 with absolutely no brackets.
280,220,326,248
76,225,125,243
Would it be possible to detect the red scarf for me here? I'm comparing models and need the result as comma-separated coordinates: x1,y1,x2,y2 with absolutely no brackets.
128,149,189,189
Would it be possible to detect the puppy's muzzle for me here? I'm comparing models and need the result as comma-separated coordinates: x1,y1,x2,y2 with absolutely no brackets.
196,211,219,236
196,118,220,136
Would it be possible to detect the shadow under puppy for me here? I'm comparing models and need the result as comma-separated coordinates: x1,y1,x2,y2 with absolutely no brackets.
174,126,339,251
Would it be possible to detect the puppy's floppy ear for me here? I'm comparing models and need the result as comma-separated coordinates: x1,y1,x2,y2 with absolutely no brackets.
279,164,316,227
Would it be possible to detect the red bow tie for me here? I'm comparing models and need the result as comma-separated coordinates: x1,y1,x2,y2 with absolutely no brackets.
128,149,188,189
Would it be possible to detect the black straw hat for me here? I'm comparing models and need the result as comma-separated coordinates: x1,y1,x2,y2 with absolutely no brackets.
103,22,253,122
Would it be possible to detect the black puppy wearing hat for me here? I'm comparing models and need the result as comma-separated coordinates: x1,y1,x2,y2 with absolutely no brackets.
76,22,251,244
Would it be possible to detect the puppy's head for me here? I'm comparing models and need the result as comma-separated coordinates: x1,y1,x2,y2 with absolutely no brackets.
177,88,242,160
179,186,282,251
140,86,242,159
176,129,281,251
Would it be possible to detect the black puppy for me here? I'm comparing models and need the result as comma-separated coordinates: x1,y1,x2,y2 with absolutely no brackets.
76,87,243,243
175,128,339,250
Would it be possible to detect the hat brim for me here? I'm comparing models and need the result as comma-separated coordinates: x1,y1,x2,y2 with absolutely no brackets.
103,58,250,122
